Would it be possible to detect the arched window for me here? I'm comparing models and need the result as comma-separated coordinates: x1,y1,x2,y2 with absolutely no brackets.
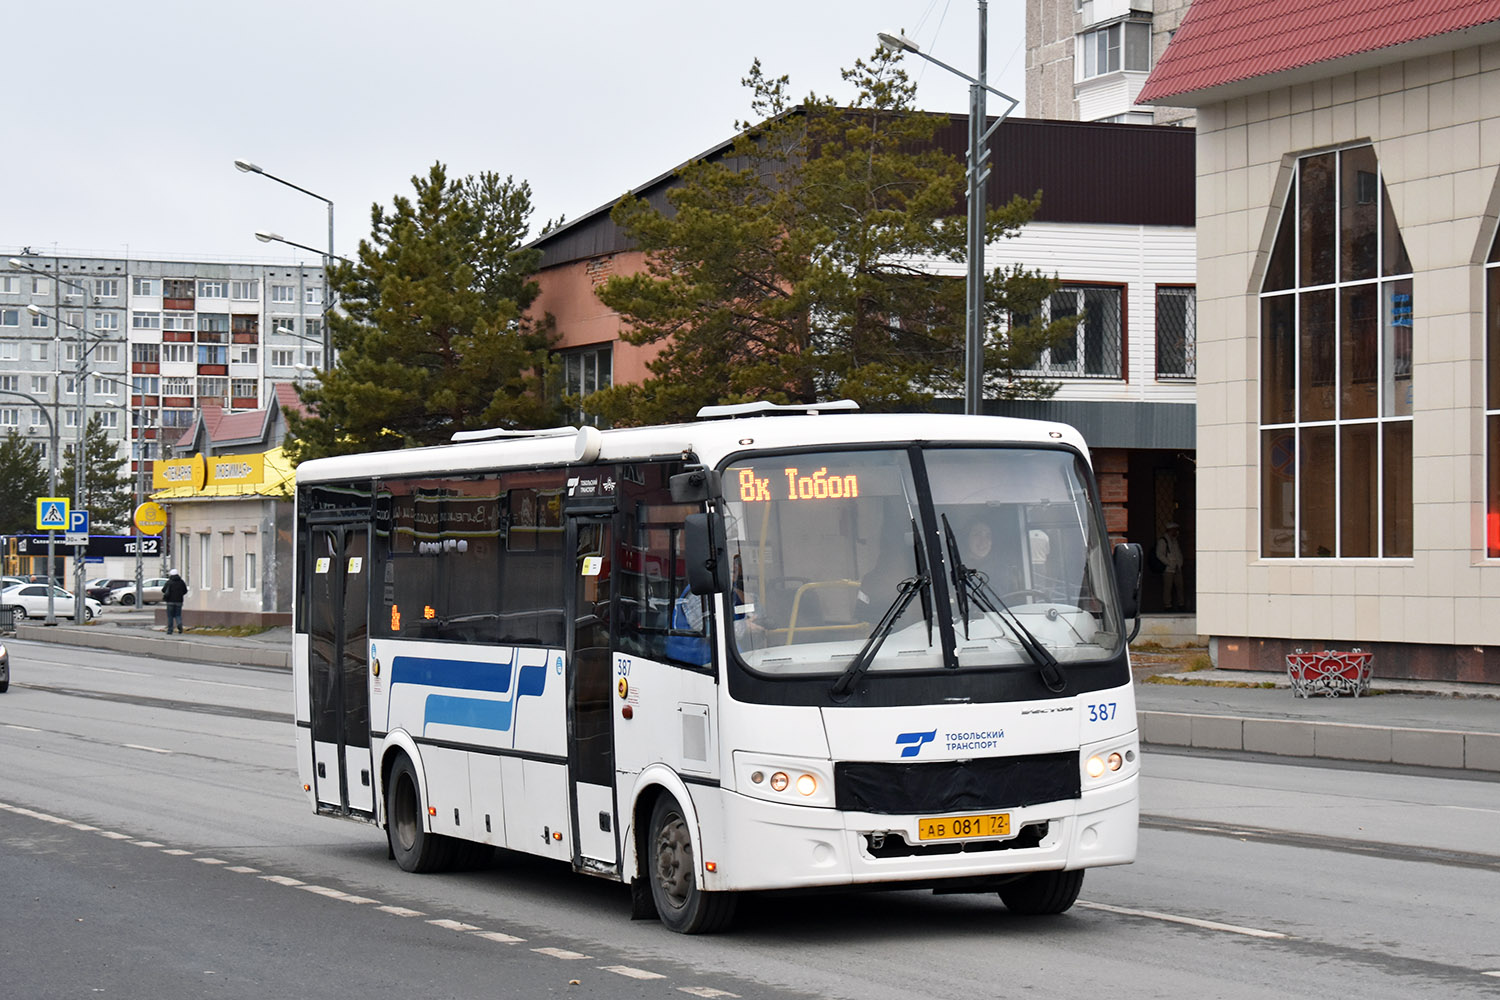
1259,145,1413,558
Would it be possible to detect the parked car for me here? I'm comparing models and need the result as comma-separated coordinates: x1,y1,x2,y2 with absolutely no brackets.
0,637,9,693
1,576,25,590
111,578,169,606
87,577,136,604
0,583,101,622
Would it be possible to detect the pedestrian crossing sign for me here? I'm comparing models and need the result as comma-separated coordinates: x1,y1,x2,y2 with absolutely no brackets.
36,497,70,531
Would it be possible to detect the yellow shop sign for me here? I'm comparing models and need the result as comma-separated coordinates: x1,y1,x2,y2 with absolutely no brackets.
153,452,266,491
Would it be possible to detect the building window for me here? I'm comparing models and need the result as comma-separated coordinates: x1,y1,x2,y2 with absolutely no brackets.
305,286,323,305
162,377,193,396
198,377,228,398
133,376,160,395
0,309,18,326
98,410,119,429
1156,286,1196,380
32,277,50,296
133,311,161,330
197,280,227,298
231,346,259,365
30,343,49,362
31,311,48,328
561,344,613,424
199,534,211,590
179,532,191,586
162,344,194,364
162,311,195,331
271,317,296,335
304,317,323,342
93,279,120,298
199,313,229,333
163,279,194,301
94,344,120,364
302,349,322,369
95,312,120,331
222,545,234,590
1021,284,1125,378
198,345,228,365
0,375,15,392
245,549,257,591
230,280,259,300
270,348,295,368
133,277,158,296
0,342,16,360
0,408,18,427
30,375,48,394
1486,229,1500,557
1079,19,1151,79
231,378,257,398
0,276,16,293
161,407,194,426
133,343,161,365
270,284,296,303
92,376,118,396
1260,144,1413,559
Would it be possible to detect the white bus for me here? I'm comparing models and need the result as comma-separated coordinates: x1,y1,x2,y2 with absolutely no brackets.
292,402,1143,933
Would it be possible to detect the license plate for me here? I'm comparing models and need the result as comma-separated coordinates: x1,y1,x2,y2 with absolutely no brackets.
917,812,1011,841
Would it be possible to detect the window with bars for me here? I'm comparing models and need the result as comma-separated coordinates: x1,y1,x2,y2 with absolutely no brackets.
1259,144,1413,559
561,344,612,425
1022,284,1125,379
1155,286,1196,379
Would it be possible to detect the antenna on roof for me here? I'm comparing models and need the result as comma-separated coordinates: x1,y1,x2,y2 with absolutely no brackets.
695,400,860,420
450,426,578,443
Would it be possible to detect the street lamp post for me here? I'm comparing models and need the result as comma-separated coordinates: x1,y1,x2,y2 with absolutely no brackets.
879,1,1019,415
234,160,335,372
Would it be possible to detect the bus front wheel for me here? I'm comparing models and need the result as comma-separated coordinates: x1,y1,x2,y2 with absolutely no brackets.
646,794,736,934
386,754,455,873
998,869,1084,915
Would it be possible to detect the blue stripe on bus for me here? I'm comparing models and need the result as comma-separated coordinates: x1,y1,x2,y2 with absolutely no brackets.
390,653,515,693
423,693,517,732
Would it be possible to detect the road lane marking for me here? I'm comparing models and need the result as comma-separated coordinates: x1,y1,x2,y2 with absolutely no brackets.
176,677,267,692
97,831,132,840
123,743,172,754
429,919,482,932
226,865,259,873
70,823,99,831
1077,900,1287,939
132,841,164,848
260,875,304,886
473,931,525,944
195,857,227,865
4,724,42,732
1483,971,1500,978
533,947,591,960
161,849,193,856
377,905,426,917
678,989,741,998
602,965,666,980
78,665,152,677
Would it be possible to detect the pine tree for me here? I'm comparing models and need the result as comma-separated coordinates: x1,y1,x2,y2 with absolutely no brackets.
0,430,49,536
59,415,134,533
586,50,1075,426
285,164,562,463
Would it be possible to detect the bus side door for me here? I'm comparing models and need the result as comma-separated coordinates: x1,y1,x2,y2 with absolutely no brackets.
566,514,618,871
307,523,375,817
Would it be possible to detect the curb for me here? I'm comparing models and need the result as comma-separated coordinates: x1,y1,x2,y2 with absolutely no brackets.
13,624,291,671
1141,710,1500,773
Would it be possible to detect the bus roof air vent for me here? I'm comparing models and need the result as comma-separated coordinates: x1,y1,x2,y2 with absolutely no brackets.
450,426,579,444
695,400,859,420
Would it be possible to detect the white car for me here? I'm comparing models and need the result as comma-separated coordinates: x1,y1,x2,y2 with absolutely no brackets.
110,578,169,606
0,583,102,622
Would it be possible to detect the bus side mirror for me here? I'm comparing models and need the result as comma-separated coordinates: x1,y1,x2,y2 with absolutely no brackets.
1112,542,1142,620
670,469,721,503
684,513,729,595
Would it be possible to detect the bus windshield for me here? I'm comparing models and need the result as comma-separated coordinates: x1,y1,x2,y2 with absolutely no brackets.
722,446,1122,677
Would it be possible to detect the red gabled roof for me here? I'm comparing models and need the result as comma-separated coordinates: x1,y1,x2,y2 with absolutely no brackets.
1139,0,1500,104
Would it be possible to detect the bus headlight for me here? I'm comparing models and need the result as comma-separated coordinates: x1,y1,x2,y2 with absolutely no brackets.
734,753,833,808
1080,736,1138,788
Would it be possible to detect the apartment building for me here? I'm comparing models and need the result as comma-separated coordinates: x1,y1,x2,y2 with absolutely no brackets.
1027,0,1194,125
0,252,327,480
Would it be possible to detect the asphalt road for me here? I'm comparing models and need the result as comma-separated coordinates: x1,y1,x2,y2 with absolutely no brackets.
2,637,1498,999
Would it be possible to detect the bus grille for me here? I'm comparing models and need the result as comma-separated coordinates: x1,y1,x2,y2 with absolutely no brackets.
835,751,1080,815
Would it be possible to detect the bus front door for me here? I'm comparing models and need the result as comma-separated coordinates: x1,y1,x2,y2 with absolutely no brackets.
567,515,618,871
307,524,375,818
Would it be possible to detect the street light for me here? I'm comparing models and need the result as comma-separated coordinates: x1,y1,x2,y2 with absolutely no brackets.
879,2,1019,415
235,158,335,371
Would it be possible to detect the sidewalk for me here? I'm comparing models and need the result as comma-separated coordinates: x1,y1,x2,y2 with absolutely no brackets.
10,619,1500,773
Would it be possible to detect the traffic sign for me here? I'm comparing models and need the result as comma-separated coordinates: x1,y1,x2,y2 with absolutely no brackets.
36,497,70,531
70,509,90,535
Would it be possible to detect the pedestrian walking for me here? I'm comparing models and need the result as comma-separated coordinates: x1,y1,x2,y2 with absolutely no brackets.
162,570,188,634
1156,523,1186,611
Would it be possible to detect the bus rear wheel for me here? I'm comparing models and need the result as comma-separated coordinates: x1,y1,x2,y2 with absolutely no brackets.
646,794,736,934
998,869,1084,915
386,754,455,873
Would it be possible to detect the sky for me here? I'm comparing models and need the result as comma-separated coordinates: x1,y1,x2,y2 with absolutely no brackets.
3,0,1027,266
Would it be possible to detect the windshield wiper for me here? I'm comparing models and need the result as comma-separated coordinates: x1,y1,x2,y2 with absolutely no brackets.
830,571,929,699
940,515,1067,693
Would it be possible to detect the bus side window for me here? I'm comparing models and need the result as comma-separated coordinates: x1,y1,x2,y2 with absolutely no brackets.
615,466,707,668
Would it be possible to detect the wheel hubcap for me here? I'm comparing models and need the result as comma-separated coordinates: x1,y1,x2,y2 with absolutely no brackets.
653,812,693,909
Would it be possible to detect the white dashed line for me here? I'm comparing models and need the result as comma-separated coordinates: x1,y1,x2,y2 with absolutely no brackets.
132,841,163,848
260,875,304,886
533,947,592,960
4,724,41,732
97,831,132,840
377,905,426,918
1077,900,1287,939
70,823,99,831
161,849,193,856
1483,971,1500,978
226,866,259,873
300,885,351,898
473,931,525,944
601,965,666,980
122,743,172,754
678,988,741,998
195,857,228,865
429,918,483,932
